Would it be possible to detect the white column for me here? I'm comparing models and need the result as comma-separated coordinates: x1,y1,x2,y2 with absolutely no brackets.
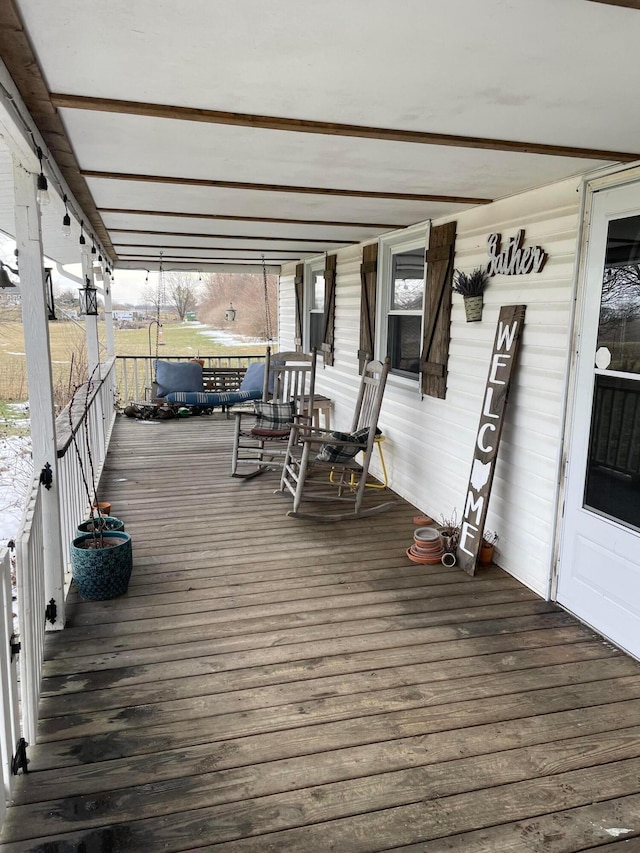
103,266,115,358
80,249,100,378
12,158,65,629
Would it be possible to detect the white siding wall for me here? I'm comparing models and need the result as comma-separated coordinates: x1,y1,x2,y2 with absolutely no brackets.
279,177,582,597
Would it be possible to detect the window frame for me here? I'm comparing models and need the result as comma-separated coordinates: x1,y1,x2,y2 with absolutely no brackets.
376,223,430,384
304,256,326,356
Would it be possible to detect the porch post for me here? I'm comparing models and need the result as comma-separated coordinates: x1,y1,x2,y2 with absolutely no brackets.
12,158,65,629
103,265,115,358
80,249,101,379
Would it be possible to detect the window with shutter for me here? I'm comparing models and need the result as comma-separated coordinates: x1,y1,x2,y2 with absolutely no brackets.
377,225,428,381
420,221,457,399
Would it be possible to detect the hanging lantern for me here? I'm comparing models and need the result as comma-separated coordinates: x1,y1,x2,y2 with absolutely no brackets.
225,303,237,322
45,268,56,320
78,277,98,315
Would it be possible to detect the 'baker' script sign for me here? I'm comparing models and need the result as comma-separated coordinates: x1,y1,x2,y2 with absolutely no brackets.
487,229,547,276
456,304,526,576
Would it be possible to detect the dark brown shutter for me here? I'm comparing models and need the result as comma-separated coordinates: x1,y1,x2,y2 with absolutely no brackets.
294,262,304,351
358,243,378,373
320,254,337,366
420,221,457,398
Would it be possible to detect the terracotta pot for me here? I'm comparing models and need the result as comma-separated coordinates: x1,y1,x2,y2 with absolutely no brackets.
479,543,494,566
92,501,112,516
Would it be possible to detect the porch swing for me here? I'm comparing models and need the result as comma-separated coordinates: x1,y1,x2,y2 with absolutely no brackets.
155,256,272,411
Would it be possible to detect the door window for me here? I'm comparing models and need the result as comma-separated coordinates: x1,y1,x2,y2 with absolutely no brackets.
584,214,640,530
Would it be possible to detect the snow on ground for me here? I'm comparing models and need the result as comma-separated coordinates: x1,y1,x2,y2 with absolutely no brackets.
200,329,266,346
0,404,32,545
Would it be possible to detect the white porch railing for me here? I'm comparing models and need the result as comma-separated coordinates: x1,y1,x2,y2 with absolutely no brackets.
116,353,265,403
15,478,45,747
9,357,117,754
0,546,21,819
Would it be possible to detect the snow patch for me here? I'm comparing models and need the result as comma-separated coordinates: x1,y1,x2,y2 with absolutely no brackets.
200,329,266,346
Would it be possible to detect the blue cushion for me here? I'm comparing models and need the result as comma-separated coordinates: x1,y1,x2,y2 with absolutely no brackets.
155,361,203,397
165,389,262,406
239,362,265,392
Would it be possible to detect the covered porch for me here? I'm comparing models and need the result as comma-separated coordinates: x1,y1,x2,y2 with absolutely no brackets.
1,415,640,850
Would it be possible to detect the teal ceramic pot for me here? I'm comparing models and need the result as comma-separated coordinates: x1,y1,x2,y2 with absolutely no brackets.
76,516,125,536
70,531,133,600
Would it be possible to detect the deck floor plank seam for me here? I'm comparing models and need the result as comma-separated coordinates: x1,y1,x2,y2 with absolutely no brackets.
3,416,639,852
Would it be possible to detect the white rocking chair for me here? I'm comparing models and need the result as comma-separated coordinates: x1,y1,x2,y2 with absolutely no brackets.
231,348,318,479
279,358,394,520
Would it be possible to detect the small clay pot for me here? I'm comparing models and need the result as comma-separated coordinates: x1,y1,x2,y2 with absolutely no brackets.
92,502,111,516
479,543,494,566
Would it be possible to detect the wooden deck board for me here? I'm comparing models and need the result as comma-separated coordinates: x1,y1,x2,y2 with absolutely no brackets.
2,415,640,851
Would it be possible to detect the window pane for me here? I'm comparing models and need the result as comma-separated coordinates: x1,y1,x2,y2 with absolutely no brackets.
584,374,640,531
310,312,324,351
388,315,421,375
391,249,424,311
597,215,640,375
312,272,325,311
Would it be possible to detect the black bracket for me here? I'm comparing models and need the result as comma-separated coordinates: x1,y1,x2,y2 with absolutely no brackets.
39,462,53,491
11,738,28,775
45,598,57,625
9,632,20,663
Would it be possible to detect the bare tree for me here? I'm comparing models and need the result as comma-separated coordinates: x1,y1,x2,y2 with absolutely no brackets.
165,272,199,321
199,272,277,339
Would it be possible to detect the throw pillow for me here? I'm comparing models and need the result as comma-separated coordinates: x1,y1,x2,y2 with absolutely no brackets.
250,400,295,437
317,427,371,463
239,361,265,393
155,361,203,397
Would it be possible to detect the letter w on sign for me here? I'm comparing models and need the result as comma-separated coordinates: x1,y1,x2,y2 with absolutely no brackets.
456,305,526,576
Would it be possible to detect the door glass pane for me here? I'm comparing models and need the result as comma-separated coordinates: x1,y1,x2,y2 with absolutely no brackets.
596,214,640,374
584,214,640,530
391,249,424,311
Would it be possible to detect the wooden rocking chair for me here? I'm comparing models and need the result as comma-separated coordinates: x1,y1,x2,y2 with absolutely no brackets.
278,357,394,520
231,348,318,479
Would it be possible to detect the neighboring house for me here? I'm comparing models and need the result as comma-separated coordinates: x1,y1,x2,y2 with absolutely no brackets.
281,168,640,661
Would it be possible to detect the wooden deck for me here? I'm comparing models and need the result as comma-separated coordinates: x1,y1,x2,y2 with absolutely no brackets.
2,414,640,851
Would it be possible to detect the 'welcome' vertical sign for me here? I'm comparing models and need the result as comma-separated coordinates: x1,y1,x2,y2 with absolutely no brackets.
456,304,526,576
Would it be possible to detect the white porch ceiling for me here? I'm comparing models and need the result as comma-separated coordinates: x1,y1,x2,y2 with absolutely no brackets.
2,0,640,270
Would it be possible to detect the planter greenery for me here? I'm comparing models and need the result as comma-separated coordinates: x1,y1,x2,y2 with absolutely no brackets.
452,267,490,322
439,510,460,554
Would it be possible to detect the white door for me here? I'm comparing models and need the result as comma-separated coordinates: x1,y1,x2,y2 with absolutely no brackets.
557,182,640,659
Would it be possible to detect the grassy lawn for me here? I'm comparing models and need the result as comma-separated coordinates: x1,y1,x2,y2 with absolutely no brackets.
0,318,268,406
0,401,30,438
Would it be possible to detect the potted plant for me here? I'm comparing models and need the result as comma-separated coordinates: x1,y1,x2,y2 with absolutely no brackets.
68,374,133,600
439,510,460,554
479,530,498,566
452,267,490,322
